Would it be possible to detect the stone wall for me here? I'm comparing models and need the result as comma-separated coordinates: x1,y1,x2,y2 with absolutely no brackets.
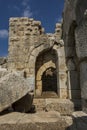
7,12,85,107
8,18,61,74
63,0,87,45
8,18,68,98
8,17,44,71
63,0,87,112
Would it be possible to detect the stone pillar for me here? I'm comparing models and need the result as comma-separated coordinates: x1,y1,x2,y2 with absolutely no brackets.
54,45,68,99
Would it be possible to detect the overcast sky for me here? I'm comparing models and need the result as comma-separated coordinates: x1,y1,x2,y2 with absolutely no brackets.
0,0,64,56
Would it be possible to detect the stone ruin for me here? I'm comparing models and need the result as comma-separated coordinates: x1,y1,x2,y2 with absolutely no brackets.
0,0,87,129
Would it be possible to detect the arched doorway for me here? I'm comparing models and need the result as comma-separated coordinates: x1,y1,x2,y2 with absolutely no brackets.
42,67,57,93
35,49,58,97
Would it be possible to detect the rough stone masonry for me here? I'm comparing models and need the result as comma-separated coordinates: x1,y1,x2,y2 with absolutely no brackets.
0,0,87,130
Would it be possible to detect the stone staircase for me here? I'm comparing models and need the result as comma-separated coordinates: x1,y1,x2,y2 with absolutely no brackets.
33,92,82,113
0,94,85,130
41,91,58,98
33,98,74,115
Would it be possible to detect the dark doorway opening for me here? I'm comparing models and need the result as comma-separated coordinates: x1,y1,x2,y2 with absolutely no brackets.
42,67,57,93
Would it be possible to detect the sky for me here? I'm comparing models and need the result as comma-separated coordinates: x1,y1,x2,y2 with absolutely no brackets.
0,0,64,57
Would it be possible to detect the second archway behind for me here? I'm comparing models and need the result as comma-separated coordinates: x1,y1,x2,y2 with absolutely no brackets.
35,48,58,97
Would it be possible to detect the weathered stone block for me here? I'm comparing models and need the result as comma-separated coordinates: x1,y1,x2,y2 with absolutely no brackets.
33,99,45,111
35,89,42,97
0,71,32,112
36,81,42,86
45,99,74,115
0,112,73,130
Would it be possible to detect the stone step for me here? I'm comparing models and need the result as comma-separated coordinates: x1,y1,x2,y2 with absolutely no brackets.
35,91,58,98
33,98,45,111
0,111,72,130
33,98,74,115
41,91,58,98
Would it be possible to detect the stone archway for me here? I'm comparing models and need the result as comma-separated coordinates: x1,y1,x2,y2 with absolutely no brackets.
35,49,58,97
36,61,57,96
28,41,68,99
